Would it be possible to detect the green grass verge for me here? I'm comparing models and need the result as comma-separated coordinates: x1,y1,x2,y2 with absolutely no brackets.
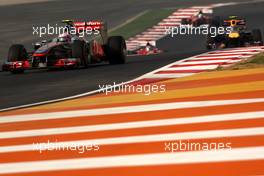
216,52,264,71
248,53,264,64
109,8,175,39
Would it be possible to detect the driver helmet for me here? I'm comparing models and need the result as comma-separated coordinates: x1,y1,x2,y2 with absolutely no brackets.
146,42,151,51
197,10,203,18
58,33,71,42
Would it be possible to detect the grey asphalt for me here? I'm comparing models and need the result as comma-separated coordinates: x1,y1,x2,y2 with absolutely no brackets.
0,0,263,109
0,0,259,61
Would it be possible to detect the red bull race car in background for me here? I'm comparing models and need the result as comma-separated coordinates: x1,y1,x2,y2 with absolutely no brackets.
206,16,263,50
2,20,127,73
181,8,221,27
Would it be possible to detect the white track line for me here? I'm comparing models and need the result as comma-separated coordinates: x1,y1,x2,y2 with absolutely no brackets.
170,12,195,15
197,54,251,57
208,49,263,53
166,15,191,18
190,55,250,59
163,19,182,22
177,9,200,12
1,99,263,124
0,127,263,153
206,51,260,55
177,59,239,65
143,73,195,78
0,146,263,174
151,25,166,29
223,48,264,52
164,65,219,70
1,111,263,139
136,34,163,37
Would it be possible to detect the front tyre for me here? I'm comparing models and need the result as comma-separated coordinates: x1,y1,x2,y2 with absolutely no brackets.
252,29,263,45
211,16,221,27
8,44,28,74
8,44,28,62
181,18,189,25
72,40,88,68
106,36,126,64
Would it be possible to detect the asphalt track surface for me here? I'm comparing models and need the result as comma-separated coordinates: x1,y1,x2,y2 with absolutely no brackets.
0,0,263,109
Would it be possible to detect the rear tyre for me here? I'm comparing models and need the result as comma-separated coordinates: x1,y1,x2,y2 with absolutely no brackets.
106,36,126,64
206,35,215,50
72,40,88,68
211,16,221,27
181,18,189,25
8,44,28,74
8,44,28,62
252,29,263,45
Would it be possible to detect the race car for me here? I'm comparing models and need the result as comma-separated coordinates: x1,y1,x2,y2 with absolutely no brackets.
135,42,162,55
2,20,127,73
181,9,219,27
206,16,263,50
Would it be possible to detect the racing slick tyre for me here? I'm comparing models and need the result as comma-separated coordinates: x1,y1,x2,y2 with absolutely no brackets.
181,18,189,25
72,40,88,68
8,44,28,62
206,35,215,50
8,44,28,74
106,36,126,64
252,29,263,45
211,16,221,27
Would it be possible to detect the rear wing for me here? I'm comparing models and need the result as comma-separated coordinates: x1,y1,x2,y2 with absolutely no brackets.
201,8,213,14
62,20,107,32
62,20,108,43
73,21,105,31
223,19,246,26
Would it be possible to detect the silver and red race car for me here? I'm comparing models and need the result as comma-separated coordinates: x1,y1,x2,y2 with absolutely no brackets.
130,41,162,56
136,43,162,55
2,20,127,73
